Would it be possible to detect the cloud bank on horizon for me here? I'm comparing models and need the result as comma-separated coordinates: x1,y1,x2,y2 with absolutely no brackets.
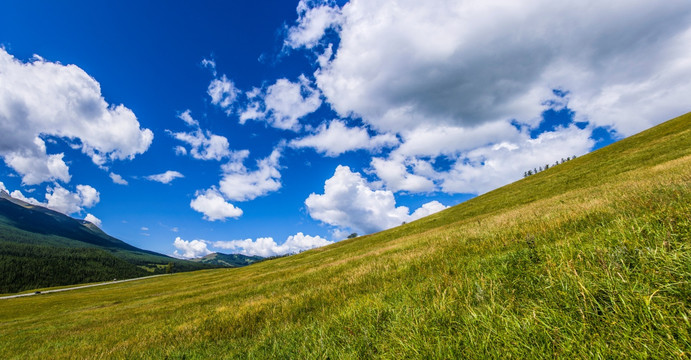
1,0,690,258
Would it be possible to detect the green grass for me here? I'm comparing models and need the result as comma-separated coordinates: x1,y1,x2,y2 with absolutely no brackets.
1,112,690,359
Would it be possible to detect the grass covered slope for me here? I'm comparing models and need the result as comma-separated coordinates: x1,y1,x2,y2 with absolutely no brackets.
1,112,690,358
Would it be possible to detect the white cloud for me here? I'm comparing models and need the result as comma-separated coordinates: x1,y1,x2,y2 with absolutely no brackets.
141,227,149,231
208,75,239,112
218,148,282,202
213,232,333,257
109,172,128,185
438,125,594,194
311,0,691,137
239,75,322,131
285,0,343,49
0,181,6,193
84,213,102,227
0,49,153,185
44,185,100,215
409,200,447,221
173,237,212,259
9,190,41,205
305,165,447,234
169,111,230,161
77,184,100,208
201,58,217,76
7,184,103,215
146,170,184,184
190,188,243,221
370,156,435,193
372,124,594,195
290,119,398,156
178,109,199,127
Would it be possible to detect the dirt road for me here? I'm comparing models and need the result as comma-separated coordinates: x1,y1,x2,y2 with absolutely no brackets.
0,274,168,300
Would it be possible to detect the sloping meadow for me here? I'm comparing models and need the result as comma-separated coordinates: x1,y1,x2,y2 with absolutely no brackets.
1,112,690,358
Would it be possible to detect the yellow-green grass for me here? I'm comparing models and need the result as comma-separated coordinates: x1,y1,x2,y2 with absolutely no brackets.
1,113,690,359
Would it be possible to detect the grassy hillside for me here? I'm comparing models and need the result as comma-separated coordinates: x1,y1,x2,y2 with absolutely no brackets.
1,112,690,358
0,194,215,293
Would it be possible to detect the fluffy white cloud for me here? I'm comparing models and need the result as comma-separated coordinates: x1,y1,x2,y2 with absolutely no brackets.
178,109,199,127
438,125,594,194
372,124,594,195
8,190,41,205
173,237,212,259
240,75,322,131
213,232,333,257
395,121,520,159
77,184,100,208
0,181,6,193
146,170,184,184
370,156,435,193
218,148,282,202
109,172,128,185
285,0,343,49
0,49,153,184
5,184,100,215
310,0,691,137
190,188,243,221
43,185,100,214
84,213,102,227
409,201,447,221
290,120,398,156
208,75,239,112
305,165,447,234
169,110,231,160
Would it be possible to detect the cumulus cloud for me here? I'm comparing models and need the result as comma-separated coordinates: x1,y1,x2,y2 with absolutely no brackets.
146,170,184,184
208,75,239,112
0,49,153,185
218,148,282,202
188,145,284,221
5,184,100,215
409,201,447,221
173,237,212,259
305,165,447,235
77,184,100,208
371,121,594,194
109,172,128,185
168,110,231,160
239,75,322,131
370,156,436,193
84,213,102,227
437,125,594,194
8,189,41,205
213,232,333,257
310,0,691,137
285,0,343,49
0,181,6,193
290,120,398,156
190,188,243,221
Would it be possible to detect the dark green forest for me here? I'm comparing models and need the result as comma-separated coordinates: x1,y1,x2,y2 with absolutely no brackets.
0,242,148,293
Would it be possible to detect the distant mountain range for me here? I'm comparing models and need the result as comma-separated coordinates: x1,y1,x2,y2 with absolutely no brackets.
0,190,260,293
191,252,263,267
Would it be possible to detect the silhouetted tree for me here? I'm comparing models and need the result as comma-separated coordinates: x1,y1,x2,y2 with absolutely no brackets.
347,233,358,239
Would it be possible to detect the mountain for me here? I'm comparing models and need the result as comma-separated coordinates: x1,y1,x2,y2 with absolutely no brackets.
0,192,217,293
2,112,690,358
191,252,263,267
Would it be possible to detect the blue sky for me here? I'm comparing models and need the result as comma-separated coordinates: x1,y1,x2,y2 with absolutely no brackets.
1,0,690,258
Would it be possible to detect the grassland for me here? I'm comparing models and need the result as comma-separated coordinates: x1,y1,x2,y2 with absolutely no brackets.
0,112,690,359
